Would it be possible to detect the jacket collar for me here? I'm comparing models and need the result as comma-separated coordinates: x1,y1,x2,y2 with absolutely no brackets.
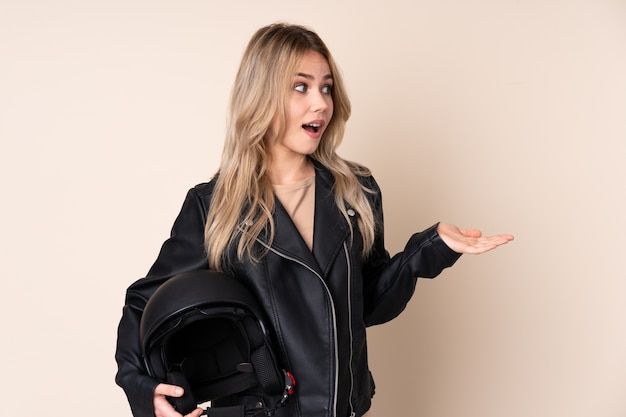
266,160,352,276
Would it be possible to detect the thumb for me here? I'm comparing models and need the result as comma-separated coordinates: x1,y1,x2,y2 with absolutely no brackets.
461,229,482,238
154,383,184,398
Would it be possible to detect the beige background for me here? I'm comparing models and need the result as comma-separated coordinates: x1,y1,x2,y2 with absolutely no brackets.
1,1,625,416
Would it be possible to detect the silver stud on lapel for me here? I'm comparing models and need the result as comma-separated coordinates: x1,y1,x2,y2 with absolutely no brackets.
347,208,356,217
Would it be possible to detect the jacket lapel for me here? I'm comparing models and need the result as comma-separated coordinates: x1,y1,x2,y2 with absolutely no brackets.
264,162,352,277
270,197,321,271
311,164,351,277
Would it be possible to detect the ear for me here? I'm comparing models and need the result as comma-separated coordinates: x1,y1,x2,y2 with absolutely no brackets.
166,370,197,415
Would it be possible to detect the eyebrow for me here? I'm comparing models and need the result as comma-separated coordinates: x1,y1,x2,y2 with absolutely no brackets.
295,72,333,81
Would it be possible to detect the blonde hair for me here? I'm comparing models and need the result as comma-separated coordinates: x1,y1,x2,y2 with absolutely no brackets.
205,23,376,270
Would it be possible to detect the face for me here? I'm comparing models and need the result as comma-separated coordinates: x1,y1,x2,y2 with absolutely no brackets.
267,50,334,161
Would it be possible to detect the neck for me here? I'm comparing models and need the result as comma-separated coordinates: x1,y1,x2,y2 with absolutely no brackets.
268,156,315,185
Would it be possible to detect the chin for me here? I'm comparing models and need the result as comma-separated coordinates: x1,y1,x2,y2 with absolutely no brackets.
304,145,321,155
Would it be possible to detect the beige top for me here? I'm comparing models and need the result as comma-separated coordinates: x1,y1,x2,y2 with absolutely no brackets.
272,175,315,250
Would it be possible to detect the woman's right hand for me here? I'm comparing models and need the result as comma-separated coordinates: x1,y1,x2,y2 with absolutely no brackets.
153,383,204,417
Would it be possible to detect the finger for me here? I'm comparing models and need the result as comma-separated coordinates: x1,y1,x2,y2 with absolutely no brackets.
468,236,513,254
154,395,182,417
154,383,185,398
185,408,204,417
485,233,514,241
481,234,515,247
484,235,513,245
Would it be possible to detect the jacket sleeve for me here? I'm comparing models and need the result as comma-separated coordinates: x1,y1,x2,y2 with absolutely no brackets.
361,177,462,327
115,186,210,417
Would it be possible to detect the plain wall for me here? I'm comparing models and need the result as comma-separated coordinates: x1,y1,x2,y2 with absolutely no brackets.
1,1,625,416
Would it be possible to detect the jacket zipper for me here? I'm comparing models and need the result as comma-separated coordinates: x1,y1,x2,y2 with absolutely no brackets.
260,242,340,417
343,242,356,417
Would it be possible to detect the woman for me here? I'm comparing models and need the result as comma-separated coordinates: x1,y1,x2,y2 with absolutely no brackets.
115,23,513,417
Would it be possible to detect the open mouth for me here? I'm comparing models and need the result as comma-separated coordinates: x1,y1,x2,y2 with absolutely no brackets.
302,123,322,133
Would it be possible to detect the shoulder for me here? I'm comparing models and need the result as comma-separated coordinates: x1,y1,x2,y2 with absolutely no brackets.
346,160,380,194
312,158,380,191
174,179,218,218
188,177,218,202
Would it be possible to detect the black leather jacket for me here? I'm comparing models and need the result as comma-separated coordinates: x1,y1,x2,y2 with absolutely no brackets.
115,162,461,417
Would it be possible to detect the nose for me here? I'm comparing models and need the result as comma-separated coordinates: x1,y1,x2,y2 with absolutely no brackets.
310,90,329,113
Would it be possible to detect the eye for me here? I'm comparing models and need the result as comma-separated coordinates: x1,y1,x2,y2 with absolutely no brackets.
321,84,333,95
294,83,307,93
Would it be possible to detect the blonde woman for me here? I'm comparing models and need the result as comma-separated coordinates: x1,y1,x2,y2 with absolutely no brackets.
115,23,513,417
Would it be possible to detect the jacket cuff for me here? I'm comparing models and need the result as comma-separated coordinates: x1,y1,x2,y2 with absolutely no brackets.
430,222,463,260
407,223,462,278
118,373,160,417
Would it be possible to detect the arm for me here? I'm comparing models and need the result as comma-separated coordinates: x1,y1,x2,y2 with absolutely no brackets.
363,221,461,327
115,186,211,417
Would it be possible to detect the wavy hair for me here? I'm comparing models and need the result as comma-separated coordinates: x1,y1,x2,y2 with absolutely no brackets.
205,23,376,270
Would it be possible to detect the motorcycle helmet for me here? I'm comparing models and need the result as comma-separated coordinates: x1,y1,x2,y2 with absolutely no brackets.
140,270,295,416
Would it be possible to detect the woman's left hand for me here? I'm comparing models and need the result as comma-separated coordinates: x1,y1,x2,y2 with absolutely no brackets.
437,223,514,254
